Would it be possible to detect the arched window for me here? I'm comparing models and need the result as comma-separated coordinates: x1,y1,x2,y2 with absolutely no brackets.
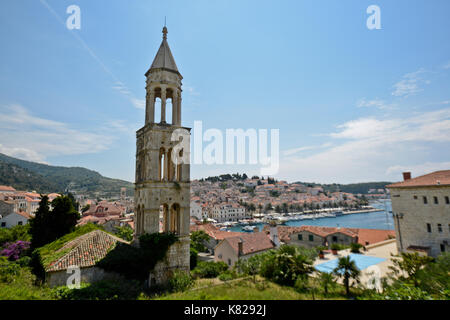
162,204,169,233
170,203,181,235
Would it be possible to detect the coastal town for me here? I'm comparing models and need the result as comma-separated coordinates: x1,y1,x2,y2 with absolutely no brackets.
0,1,449,305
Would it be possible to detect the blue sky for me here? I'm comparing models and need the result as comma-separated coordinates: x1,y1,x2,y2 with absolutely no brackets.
0,0,449,183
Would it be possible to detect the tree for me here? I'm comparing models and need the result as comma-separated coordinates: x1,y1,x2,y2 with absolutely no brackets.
114,226,133,241
318,271,336,296
260,245,314,286
81,204,90,213
190,230,210,252
29,195,79,249
236,254,264,283
416,252,450,296
333,256,361,297
388,252,434,287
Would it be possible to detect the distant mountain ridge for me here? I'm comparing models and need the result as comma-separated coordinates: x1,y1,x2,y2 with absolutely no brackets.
0,153,134,197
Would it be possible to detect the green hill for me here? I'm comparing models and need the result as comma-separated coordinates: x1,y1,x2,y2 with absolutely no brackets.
0,153,133,197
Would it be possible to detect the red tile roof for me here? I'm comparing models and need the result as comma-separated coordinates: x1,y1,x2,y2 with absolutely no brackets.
265,225,395,246
387,170,450,188
0,186,16,192
46,230,128,272
190,223,242,240
221,232,275,256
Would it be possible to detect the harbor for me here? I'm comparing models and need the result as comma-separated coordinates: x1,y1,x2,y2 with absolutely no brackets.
216,200,394,233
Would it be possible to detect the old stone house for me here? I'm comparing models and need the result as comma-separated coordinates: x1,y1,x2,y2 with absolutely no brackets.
387,170,450,257
214,232,275,267
44,229,128,287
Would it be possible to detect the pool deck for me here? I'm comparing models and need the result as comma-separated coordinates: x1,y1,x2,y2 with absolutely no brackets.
313,240,398,289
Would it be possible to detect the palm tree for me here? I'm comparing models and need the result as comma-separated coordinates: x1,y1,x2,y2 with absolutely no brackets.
318,271,336,296
333,256,361,297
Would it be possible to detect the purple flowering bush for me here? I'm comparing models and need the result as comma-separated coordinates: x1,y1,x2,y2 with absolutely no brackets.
0,240,31,261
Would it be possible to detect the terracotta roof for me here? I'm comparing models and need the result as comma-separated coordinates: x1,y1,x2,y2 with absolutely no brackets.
16,211,32,219
46,230,128,272
356,228,395,246
265,225,395,246
0,185,16,192
220,232,275,256
190,223,242,240
387,170,450,188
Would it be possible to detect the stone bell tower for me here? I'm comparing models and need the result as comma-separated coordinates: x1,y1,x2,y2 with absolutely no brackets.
134,26,190,286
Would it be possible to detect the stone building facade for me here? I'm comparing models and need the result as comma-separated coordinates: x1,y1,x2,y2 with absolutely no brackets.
387,171,450,257
134,27,191,286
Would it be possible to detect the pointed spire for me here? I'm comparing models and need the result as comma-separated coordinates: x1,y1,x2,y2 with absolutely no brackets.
146,25,180,76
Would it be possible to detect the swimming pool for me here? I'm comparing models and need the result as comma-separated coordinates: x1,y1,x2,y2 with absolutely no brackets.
315,253,386,273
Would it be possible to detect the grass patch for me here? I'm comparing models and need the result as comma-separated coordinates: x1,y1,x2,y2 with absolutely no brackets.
154,276,349,300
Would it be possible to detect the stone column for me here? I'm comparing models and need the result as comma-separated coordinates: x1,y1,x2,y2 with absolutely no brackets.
164,150,169,181
161,86,167,123
171,89,178,125
177,93,182,125
146,88,155,124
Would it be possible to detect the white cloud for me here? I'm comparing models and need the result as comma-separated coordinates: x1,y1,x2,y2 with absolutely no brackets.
392,69,429,97
356,98,394,110
283,143,332,156
278,108,450,183
386,161,450,178
0,104,116,162
112,82,145,109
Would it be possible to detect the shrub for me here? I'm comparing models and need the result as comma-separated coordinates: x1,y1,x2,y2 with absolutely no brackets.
190,247,198,270
114,226,133,242
0,225,31,247
192,261,228,279
350,243,363,254
218,269,238,282
168,270,194,293
260,245,314,287
0,256,21,282
331,243,349,251
0,240,31,261
52,280,143,300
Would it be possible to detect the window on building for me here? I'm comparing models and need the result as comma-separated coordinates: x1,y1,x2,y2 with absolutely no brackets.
438,224,442,233
332,236,338,242
423,196,428,204
413,195,418,200
427,223,432,233
298,234,303,241
228,259,231,266
1,222,5,227
440,244,445,253
445,196,449,204
18,221,23,226
309,235,314,241
434,196,438,204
